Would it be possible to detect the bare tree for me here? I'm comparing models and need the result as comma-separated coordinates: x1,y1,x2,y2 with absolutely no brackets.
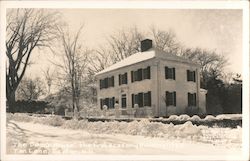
107,26,144,63
150,26,180,54
16,77,45,101
42,67,54,95
54,25,89,117
6,9,60,112
88,47,112,73
181,47,228,88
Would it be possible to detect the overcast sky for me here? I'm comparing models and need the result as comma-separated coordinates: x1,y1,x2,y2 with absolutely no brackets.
27,9,242,78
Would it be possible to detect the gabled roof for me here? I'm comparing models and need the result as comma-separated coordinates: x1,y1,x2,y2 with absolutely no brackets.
96,48,199,75
96,49,156,75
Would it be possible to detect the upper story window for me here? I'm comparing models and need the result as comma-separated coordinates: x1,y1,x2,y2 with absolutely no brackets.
119,73,128,85
188,92,196,106
165,67,175,80
187,70,196,82
131,66,150,83
165,91,176,106
100,76,114,89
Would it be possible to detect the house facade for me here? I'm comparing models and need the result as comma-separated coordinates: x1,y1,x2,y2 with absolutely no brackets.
96,39,207,117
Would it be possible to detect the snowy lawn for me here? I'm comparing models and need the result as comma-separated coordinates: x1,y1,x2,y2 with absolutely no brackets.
7,113,242,155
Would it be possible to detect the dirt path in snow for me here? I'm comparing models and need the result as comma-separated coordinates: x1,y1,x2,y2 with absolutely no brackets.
7,120,241,155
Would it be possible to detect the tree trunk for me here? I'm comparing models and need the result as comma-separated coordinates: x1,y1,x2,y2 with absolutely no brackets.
7,91,16,113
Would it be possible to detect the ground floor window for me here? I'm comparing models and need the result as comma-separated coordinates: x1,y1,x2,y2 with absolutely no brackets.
132,91,151,108
121,94,127,108
100,97,115,109
165,91,176,106
188,92,196,106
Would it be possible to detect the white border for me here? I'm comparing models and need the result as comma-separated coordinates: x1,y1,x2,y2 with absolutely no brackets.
0,1,249,161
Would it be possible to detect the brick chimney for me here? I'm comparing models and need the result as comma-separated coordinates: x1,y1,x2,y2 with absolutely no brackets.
141,39,153,52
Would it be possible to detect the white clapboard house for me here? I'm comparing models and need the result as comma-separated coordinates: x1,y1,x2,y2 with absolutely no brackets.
96,39,207,117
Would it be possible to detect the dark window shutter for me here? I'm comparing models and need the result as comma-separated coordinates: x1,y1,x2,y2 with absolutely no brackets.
188,93,191,106
166,91,169,106
173,68,176,80
174,92,176,106
132,94,134,108
131,71,134,82
143,92,148,106
125,73,128,84
194,93,196,106
148,91,151,106
165,67,169,79
193,71,196,82
187,70,190,81
119,74,121,85
112,97,115,108
100,99,103,109
148,66,151,79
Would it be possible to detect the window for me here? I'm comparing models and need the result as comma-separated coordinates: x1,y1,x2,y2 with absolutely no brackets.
187,70,196,82
121,94,127,108
132,91,152,108
100,97,115,109
119,73,128,85
138,69,143,81
108,76,114,87
165,91,176,106
165,67,175,80
100,76,114,89
143,66,151,79
138,92,143,107
131,66,151,83
188,93,196,106
143,91,151,106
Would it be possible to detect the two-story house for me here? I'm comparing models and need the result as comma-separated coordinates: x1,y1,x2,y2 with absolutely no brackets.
96,39,207,117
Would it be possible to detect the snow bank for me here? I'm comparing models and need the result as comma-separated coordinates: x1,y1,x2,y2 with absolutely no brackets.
204,115,217,121
7,113,242,146
167,115,179,121
189,115,201,122
178,114,190,121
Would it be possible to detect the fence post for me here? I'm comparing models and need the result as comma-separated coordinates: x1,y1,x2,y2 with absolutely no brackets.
64,108,68,116
134,104,139,118
115,103,120,118
103,105,108,118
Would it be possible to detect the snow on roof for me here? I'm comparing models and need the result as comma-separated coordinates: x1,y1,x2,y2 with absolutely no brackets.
96,48,199,75
96,50,156,75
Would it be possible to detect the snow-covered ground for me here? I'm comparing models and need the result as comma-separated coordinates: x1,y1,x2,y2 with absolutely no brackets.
6,113,242,156
7,120,241,155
